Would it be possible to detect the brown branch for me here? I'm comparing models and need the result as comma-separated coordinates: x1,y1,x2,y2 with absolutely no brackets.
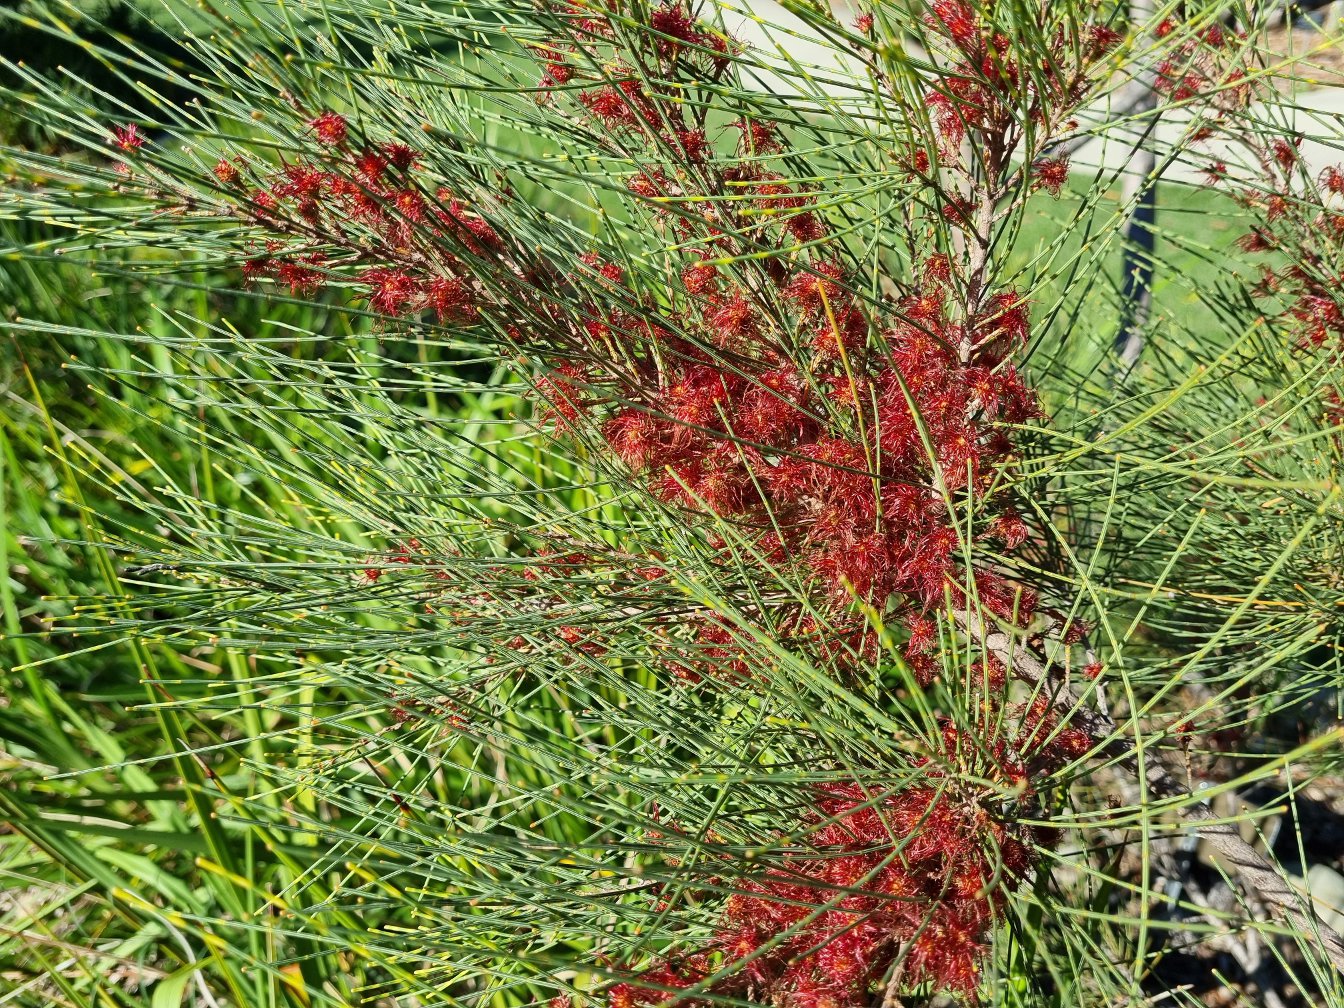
952,608,1344,973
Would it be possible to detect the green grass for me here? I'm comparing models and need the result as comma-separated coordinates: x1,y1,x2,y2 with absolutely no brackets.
1,212,447,1004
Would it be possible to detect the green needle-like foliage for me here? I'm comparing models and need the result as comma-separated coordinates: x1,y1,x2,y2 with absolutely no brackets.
2,1,1343,1006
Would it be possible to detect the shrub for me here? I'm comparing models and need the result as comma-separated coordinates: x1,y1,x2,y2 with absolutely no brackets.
3,1,1344,1005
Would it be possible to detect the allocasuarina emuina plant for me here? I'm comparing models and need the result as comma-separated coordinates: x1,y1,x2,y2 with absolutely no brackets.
87,1,1344,1003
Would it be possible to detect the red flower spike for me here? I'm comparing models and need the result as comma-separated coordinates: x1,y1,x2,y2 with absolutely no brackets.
112,123,144,151
921,253,952,288
812,305,868,360
706,291,758,347
604,409,671,471
1271,137,1300,170
390,187,427,223
436,193,501,254
423,275,475,321
649,3,699,46
275,260,323,295
979,290,1031,348
972,654,1007,691
619,776,1050,1000
928,0,979,50
729,119,782,157
360,267,420,315
309,110,348,146
735,368,814,447
784,261,847,317
1237,228,1274,253
674,128,710,162
213,158,241,185
628,169,672,202
539,58,575,89
353,147,388,180
785,210,826,244
905,614,936,654
681,260,718,295
1032,157,1070,197
240,257,270,282
274,163,326,200
580,83,653,130
905,650,939,687
988,510,1028,549
1085,25,1124,59
382,142,420,171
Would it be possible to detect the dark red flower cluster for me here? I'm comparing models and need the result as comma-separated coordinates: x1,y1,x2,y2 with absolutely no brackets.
536,1,732,114
112,122,145,151
605,711,1089,1007
309,110,349,146
1210,145,1344,353
214,113,488,322
1152,17,1248,106
1031,157,1070,197
920,5,1122,177
543,249,1039,679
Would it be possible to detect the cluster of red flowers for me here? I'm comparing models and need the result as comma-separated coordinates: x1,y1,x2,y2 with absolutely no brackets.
112,122,145,151
534,0,732,119
550,253,1041,669
525,4,1046,688
606,709,1090,1007
1152,16,1248,105
1222,157,1344,353
920,1,1122,184
214,115,491,322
